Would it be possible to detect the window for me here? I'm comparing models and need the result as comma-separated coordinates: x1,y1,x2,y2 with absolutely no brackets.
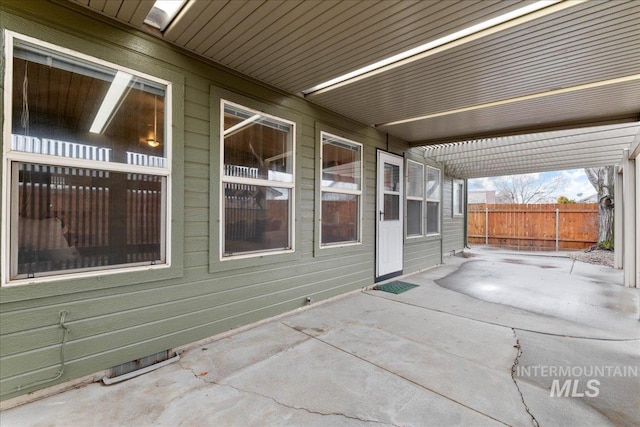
3,33,171,282
222,101,294,257
453,179,464,216
406,160,424,237
426,167,441,234
320,132,362,246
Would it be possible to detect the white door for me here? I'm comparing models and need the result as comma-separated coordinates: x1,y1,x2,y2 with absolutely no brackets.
376,151,403,279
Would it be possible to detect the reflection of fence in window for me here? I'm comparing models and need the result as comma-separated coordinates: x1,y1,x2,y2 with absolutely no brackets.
126,174,163,263
126,151,167,168
18,165,109,273
224,185,289,253
224,165,261,242
12,135,167,168
224,184,261,242
12,135,111,161
225,165,259,180
321,196,358,244
17,164,162,275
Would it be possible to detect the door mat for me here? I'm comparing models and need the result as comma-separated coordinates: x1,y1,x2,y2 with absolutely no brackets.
373,281,419,294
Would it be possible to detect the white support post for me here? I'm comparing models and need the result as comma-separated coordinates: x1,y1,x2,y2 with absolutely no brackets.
485,207,489,245
555,208,559,252
636,157,640,287
614,166,624,269
622,149,637,287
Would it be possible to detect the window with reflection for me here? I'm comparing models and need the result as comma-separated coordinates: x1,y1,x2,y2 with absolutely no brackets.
222,102,295,256
320,133,362,245
383,163,400,221
426,167,441,234
5,34,170,281
453,179,464,216
406,160,424,237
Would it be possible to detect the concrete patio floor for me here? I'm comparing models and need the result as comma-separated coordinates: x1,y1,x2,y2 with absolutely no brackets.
1,247,639,426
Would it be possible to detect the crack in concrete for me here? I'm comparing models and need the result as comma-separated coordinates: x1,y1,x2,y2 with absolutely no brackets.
218,382,397,426
179,361,396,426
284,323,510,426
365,292,639,341
511,328,540,427
178,361,208,385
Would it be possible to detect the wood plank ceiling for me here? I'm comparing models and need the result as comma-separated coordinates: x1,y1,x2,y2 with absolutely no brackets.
69,0,640,177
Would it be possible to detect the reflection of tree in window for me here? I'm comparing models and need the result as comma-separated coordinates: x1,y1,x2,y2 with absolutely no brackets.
223,110,292,181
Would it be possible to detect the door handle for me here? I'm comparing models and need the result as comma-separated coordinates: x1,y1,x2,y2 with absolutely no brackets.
379,210,384,221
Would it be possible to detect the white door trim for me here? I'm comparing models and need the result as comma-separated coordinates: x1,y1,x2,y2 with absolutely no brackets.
376,151,404,280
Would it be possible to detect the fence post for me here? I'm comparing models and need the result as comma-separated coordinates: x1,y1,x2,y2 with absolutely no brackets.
555,207,559,251
485,207,489,245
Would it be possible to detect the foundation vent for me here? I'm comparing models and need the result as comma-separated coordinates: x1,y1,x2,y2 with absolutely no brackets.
107,350,170,378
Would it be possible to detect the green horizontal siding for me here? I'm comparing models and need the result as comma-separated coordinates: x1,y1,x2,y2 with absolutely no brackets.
442,176,466,253
404,239,442,274
0,0,450,401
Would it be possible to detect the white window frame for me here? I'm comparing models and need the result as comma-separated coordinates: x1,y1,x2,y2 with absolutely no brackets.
453,179,464,217
406,160,424,238
220,100,296,259
426,166,441,235
319,131,363,247
1,31,173,286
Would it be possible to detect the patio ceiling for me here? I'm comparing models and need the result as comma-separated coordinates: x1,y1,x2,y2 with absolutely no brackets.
70,0,640,176
421,122,640,179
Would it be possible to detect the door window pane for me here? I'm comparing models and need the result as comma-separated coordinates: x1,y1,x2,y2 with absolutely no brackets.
384,194,400,220
384,163,400,192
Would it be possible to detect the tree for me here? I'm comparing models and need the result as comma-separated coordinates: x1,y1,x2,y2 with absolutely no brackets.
584,166,615,249
557,195,576,204
495,173,565,204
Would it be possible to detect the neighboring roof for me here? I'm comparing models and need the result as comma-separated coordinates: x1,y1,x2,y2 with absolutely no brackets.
468,191,496,204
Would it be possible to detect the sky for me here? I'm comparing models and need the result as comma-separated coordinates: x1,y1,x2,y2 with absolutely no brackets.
468,169,597,202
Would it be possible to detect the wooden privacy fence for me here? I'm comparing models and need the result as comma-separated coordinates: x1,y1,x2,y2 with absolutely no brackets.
468,203,599,251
